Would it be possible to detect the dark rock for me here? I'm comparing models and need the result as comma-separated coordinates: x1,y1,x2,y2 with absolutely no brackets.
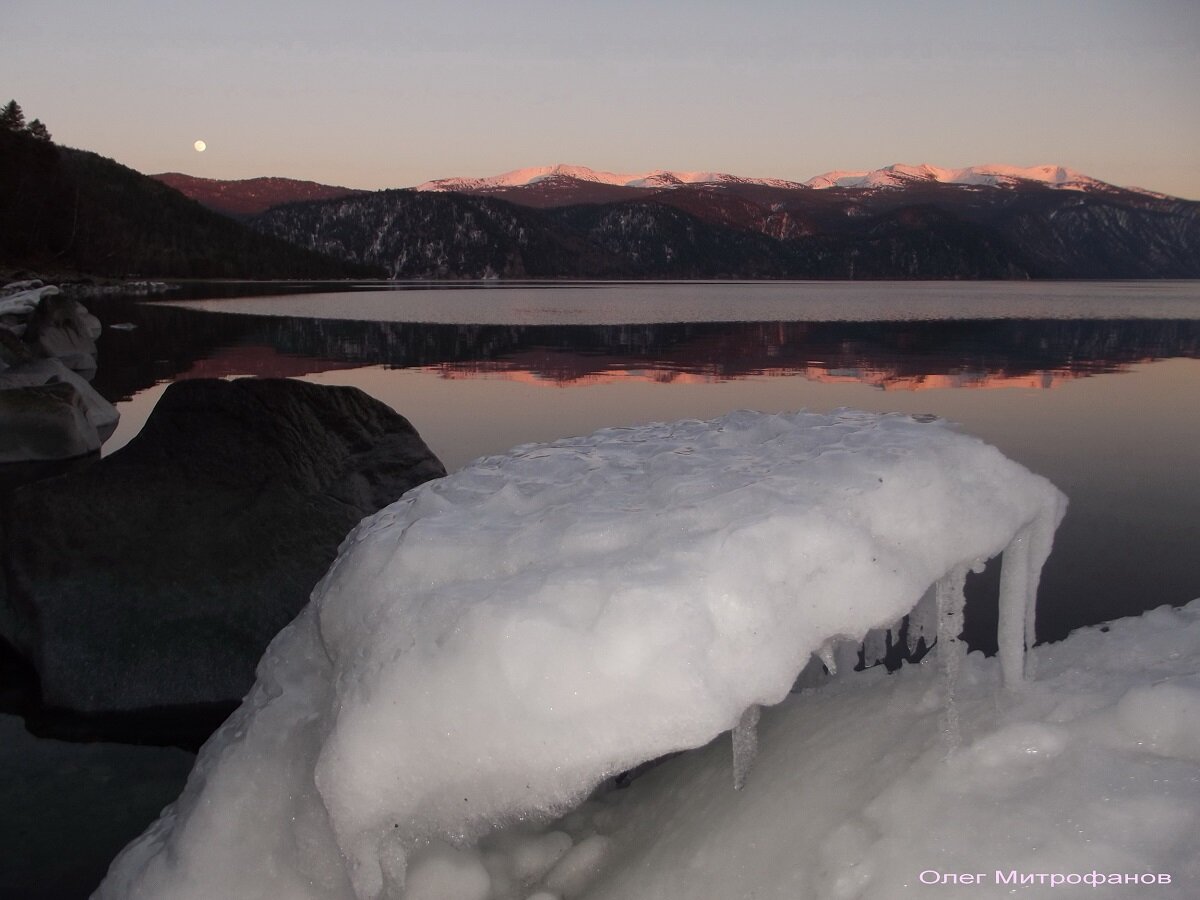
2,377,446,713
0,358,119,450
0,380,101,464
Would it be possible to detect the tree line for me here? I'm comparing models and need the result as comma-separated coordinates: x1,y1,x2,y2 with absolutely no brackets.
1,99,52,142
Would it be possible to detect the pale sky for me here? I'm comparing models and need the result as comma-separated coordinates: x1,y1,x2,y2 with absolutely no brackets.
4,0,1199,197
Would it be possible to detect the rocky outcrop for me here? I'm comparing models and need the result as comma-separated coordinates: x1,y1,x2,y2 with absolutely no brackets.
0,281,116,463
0,358,119,462
0,379,102,463
2,377,446,713
21,291,102,374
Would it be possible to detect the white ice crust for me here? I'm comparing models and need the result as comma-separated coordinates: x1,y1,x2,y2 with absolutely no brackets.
97,410,1066,900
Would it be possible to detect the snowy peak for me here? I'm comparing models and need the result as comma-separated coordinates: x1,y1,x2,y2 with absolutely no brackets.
415,162,1143,197
803,163,1109,192
415,164,806,192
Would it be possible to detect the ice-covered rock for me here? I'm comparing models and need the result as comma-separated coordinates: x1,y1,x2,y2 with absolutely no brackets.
1,357,119,443
0,279,47,296
0,379,100,464
2,378,446,714
95,410,1066,900
0,284,57,319
21,291,102,373
576,601,1200,900
0,352,119,463
0,283,103,375
1,282,116,462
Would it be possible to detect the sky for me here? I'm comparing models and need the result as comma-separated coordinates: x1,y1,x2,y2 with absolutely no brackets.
4,0,1199,197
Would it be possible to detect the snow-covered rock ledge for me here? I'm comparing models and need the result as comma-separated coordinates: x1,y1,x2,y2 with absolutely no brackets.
97,410,1070,899
1,280,118,463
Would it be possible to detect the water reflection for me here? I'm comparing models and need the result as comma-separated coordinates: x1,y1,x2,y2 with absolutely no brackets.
91,297,1200,403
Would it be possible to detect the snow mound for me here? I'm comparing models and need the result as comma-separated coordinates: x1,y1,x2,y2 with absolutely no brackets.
96,410,1065,900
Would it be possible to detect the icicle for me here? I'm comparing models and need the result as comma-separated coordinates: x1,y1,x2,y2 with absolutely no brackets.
816,640,838,675
997,524,1032,686
731,704,761,790
907,583,938,655
887,618,905,652
862,628,888,668
936,564,969,753
998,502,1065,684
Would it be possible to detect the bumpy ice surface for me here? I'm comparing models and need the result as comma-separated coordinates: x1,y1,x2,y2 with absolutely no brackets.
97,410,1066,899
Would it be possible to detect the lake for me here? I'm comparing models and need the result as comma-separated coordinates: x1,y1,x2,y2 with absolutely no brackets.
91,279,1200,649
7,279,1199,899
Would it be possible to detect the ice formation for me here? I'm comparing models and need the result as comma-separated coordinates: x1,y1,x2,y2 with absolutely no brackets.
97,410,1066,900
576,601,1200,900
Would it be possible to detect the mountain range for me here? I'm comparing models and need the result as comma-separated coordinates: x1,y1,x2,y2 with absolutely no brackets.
414,161,1144,196
207,162,1199,280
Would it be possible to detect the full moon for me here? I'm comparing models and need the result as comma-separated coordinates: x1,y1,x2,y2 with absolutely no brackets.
194,140,207,152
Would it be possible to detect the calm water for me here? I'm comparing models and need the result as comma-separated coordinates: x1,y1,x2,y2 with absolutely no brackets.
8,280,1198,898
90,280,1200,648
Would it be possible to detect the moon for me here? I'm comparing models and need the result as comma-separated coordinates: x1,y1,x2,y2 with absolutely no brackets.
194,140,207,152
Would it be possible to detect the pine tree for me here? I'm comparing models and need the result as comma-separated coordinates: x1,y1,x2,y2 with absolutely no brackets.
26,118,51,142
0,99,25,132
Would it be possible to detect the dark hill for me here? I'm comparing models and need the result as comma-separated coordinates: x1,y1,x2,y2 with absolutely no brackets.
0,130,382,279
149,172,364,218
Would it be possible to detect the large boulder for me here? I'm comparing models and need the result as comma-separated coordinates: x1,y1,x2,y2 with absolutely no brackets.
1,283,115,463
0,380,101,463
2,377,446,713
0,358,119,455
21,291,101,374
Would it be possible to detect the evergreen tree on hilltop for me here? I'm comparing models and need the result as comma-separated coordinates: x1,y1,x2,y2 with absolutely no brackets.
27,118,51,141
1,99,26,131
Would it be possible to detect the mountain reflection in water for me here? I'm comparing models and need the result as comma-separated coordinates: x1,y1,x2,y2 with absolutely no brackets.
93,299,1200,401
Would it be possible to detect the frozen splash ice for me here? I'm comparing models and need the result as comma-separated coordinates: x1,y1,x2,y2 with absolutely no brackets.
96,409,1066,900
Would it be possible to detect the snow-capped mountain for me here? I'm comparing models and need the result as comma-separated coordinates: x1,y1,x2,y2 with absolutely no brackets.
213,158,1199,281
415,164,806,193
802,162,1113,192
414,162,1148,196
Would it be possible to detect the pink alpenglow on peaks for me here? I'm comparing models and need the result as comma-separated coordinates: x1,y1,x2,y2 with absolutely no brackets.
414,162,1149,196
415,164,806,192
802,163,1109,191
